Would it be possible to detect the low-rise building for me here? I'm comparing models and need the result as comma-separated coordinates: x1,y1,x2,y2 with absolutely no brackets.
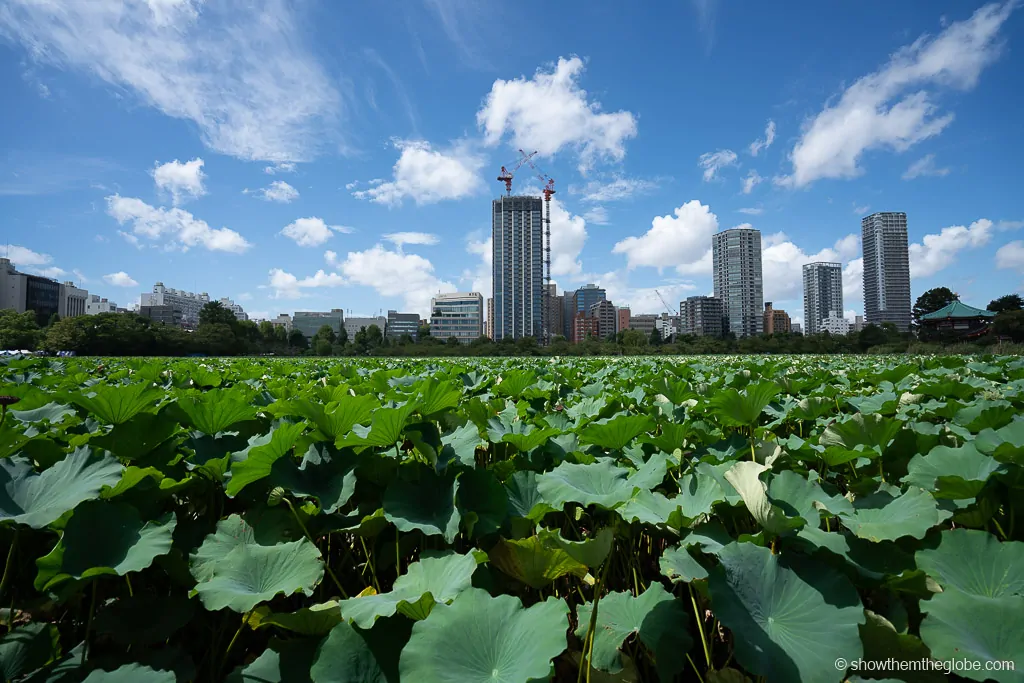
140,305,183,327
763,302,791,335
141,282,210,327
617,307,630,333
628,313,658,336
294,310,345,339
791,322,803,335
387,310,420,340
430,292,483,343
218,297,248,321
820,311,851,335
344,315,387,339
572,312,600,342
656,314,682,339
59,281,88,318
680,296,725,337
86,294,118,315
920,301,995,340
269,314,292,332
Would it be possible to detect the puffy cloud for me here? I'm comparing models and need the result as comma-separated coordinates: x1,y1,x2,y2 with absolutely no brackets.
909,218,992,278
4,245,52,267
280,217,351,248
265,268,345,299
103,271,139,287
336,245,456,313
264,162,296,174
843,258,864,306
762,233,858,303
383,232,440,247
152,158,205,205
254,181,299,203
996,241,1024,272
612,200,719,273
550,198,588,277
902,154,951,180
748,120,776,156
462,233,492,297
698,150,738,181
574,176,659,202
106,195,251,253
33,267,67,279
834,234,860,260
741,170,763,194
777,2,1015,187
477,56,638,173
353,139,484,206
0,0,342,161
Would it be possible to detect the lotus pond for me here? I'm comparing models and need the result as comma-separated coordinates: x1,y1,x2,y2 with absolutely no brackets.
1,354,1023,683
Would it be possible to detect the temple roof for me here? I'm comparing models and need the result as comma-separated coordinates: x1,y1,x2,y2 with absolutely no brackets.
920,301,996,320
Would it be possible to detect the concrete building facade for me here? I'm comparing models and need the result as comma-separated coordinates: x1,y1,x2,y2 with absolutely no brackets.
140,305,183,327
617,307,631,333
294,310,345,339
802,262,844,336
269,314,292,332
86,295,118,316
821,311,852,335
485,297,494,339
712,227,764,337
763,302,792,335
628,314,658,336
344,316,387,339
680,296,725,337
59,282,88,318
492,196,544,340
430,292,483,343
590,300,618,341
141,283,210,327
218,297,248,321
387,310,420,340
862,212,912,332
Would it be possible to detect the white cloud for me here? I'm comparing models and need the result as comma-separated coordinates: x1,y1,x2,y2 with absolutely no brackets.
545,198,588,278
574,176,659,202
4,245,52,267
741,170,763,194
698,150,738,181
612,200,719,273
237,292,253,301
996,241,1024,272
0,0,342,161
264,162,296,174
462,233,492,297
997,220,1024,232
106,195,251,253
336,245,456,313
738,207,764,216
834,234,860,260
902,153,951,180
762,233,859,304
254,181,299,203
477,56,638,173
853,204,871,216
748,120,776,156
103,271,139,287
383,232,440,247
265,268,345,299
583,206,609,225
843,258,864,306
72,269,90,284
353,139,484,206
777,2,1015,187
909,218,993,278
152,158,205,205
585,270,698,314
33,266,67,279
280,217,351,247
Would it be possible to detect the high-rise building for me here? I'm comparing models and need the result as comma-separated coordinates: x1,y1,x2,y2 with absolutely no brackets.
571,284,606,324
680,296,725,337
617,307,630,333
141,283,210,327
862,212,911,332
763,302,791,335
590,300,617,341
712,227,764,337
544,284,563,342
293,310,345,339
492,196,544,340
430,292,483,343
344,316,387,339
802,262,843,336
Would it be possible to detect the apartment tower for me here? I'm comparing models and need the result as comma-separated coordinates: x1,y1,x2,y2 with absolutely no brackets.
712,227,764,337
802,262,844,335
492,196,544,340
861,212,912,332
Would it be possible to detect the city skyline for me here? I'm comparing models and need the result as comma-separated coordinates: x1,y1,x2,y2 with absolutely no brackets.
1,2,1022,325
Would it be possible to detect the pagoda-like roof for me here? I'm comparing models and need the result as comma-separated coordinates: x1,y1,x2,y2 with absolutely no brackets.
920,301,996,320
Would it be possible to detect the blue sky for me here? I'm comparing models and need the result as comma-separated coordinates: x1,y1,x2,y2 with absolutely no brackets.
1,0,1023,324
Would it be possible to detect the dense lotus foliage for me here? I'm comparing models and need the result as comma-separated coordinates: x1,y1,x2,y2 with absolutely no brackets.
1,353,1023,682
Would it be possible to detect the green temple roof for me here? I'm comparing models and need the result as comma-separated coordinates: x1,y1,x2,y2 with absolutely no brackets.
920,301,996,320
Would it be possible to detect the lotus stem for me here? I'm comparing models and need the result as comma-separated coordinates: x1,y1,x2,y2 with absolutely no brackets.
577,545,613,683
360,536,381,592
686,653,706,683
0,531,17,628
83,580,98,665
689,583,711,668
283,498,348,598
221,611,251,674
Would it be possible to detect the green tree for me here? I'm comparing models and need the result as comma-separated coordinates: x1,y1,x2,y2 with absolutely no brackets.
194,323,237,355
858,324,888,350
288,329,308,352
199,301,239,328
993,310,1024,342
314,338,333,356
649,328,663,346
336,325,349,347
0,310,42,350
446,336,461,347
46,313,61,328
988,294,1024,313
417,323,431,340
621,329,648,349
365,324,383,348
312,324,336,346
912,287,957,335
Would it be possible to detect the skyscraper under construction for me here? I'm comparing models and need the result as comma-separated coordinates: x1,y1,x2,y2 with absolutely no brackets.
491,195,544,340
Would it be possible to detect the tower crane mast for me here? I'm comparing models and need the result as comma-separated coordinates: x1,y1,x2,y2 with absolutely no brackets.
516,150,556,345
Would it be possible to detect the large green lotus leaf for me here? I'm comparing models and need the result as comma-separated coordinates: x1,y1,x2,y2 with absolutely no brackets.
438,422,485,470
249,601,342,636
820,413,903,454
89,412,179,461
724,462,802,535
566,395,608,424
0,622,60,682
175,391,259,435
35,502,177,590
858,611,943,683
337,404,415,449
493,370,537,398
227,637,320,683
576,583,691,680
413,378,463,416
191,514,272,583
695,462,743,505
497,424,561,453
903,444,1005,500
193,538,324,612
310,621,385,683
677,471,727,519
579,414,655,450
536,459,633,510
975,418,1024,464
505,471,554,521
846,391,900,416
838,488,947,542
11,402,76,425
790,396,834,421
766,470,852,524
82,664,176,683
269,443,359,514
227,422,307,497
953,399,1016,432
281,395,378,441
489,535,588,588
708,382,778,427
383,468,461,543
339,552,477,628
456,468,507,537
660,545,708,582
0,447,123,529
643,422,690,454
94,595,196,645
709,542,864,683
627,452,669,491
794,527,913,580
399,588,569,683
918,591,1024,683
538,527,614,567
66,383,164,425
618,489,682,527
916,528,1024,598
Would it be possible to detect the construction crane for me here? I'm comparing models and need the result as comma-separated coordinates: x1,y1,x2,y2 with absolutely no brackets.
516,150,556,345
496,150,537,196
655,289,675,316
